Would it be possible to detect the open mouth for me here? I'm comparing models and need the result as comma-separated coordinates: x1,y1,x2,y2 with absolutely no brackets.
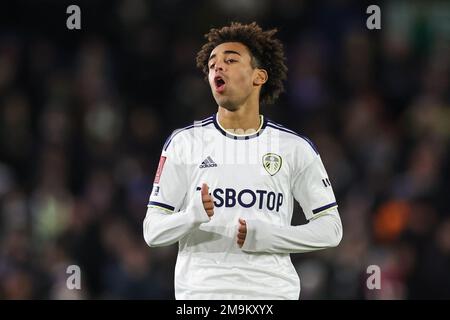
214,76,226,92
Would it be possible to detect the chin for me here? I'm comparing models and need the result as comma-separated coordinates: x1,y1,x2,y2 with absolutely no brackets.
221,104,239,112
215,97,239,111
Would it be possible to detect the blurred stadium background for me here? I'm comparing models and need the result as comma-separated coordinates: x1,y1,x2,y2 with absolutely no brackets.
0,0,449,299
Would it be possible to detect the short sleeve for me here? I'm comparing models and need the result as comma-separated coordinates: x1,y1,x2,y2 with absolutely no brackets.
147,131,188,213
291,148,338,221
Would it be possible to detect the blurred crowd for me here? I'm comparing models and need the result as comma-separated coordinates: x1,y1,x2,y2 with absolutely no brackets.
0,0,449,299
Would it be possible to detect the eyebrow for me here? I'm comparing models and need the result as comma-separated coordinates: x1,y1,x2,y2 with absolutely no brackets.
208,50,242,62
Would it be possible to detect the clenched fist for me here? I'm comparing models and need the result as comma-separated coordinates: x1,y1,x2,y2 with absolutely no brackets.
237,218,247,248
201,183,214,218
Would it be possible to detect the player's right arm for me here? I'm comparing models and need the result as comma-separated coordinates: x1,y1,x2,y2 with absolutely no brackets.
143,132,213,247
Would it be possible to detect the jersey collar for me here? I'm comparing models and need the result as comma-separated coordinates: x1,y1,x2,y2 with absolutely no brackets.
212,113,267,140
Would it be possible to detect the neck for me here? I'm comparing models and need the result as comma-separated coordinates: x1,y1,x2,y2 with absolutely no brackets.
217,100,261,133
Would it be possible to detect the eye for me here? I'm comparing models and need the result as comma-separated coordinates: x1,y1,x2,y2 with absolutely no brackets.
209,63,215,69
226,59,236,64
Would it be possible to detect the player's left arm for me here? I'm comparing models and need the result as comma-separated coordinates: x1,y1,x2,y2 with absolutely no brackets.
239,146,343,254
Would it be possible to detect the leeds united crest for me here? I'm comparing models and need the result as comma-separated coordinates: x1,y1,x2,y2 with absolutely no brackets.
262,153,282,176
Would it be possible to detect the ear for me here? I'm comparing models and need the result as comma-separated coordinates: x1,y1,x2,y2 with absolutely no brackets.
253,68,268,86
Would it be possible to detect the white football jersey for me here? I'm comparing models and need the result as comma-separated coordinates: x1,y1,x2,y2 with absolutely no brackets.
147,113,339,300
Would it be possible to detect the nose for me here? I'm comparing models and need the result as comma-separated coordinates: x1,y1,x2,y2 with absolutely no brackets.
214,60,224,72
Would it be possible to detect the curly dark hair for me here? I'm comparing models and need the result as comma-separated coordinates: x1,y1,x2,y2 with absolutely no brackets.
196,22,287,105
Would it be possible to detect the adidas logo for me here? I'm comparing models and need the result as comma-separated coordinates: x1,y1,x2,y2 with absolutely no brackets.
199,156,218,168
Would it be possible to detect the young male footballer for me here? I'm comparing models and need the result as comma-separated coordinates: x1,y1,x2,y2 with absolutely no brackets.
143,22,343,300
